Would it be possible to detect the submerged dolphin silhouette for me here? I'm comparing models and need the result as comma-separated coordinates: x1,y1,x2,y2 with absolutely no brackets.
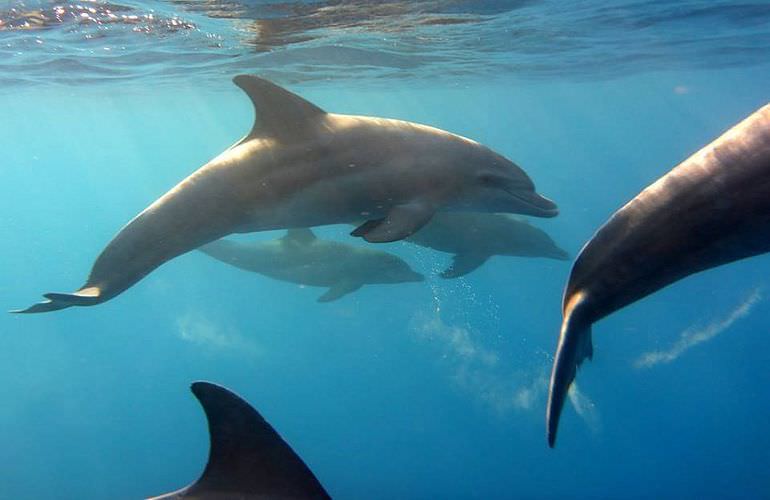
15,75,556,313
546,103,770,447
200,228,424,302
403,212,568,278
149,382,330,499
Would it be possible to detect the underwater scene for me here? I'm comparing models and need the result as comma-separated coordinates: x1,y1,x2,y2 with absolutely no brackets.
2,1,770,498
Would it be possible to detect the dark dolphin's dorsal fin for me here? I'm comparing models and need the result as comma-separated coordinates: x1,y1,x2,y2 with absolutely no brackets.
282,228,317,246
176,381,330,499
233,75,326,142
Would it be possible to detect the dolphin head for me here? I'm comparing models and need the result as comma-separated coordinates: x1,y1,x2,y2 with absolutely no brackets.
514,220,570,260
525,232,570,260
454,147,558,218
546,245,570,261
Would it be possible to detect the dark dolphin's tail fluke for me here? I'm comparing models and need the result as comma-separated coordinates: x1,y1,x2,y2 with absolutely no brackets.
149,381,330,500
10,287,102,314
546,290,593,448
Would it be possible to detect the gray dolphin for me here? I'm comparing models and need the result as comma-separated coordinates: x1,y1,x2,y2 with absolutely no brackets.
546,104,770,447
200,228,424,302
402,212,568,278
149,381,330,499
14,75,556,313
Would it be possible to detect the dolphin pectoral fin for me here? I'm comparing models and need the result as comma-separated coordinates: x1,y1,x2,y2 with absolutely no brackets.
232,75,326,143
149,382,330,499
547,290,593,448
441,253,489,278
351,203,435,243
10,287,101,314
350,219,383,238
317,282,362,303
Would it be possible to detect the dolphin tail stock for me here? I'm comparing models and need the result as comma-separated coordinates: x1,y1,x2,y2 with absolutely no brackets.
546,290,593,448
10,286,101,314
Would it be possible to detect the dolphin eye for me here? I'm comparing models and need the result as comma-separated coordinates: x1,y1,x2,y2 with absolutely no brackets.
478,173,501,186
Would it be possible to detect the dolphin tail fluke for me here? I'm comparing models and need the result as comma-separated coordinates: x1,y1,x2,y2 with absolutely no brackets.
10,287,101,314
546,290,593,448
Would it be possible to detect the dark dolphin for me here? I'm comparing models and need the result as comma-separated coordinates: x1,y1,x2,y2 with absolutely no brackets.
200,228,424,302
547,104,770,447
149,382,330,499
14,75,556,313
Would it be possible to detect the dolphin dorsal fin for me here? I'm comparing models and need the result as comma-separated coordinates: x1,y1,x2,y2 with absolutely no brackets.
282,228,317,246
233,75,326,142
179,382,330,499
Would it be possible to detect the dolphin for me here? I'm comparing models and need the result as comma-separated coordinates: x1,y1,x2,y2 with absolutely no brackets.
149,381,330,499
401,212,568,278
199,228,424,302
14,75,557,313
546,103,770,447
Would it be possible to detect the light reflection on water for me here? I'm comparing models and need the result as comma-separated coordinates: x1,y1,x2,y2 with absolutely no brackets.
2,0,770,86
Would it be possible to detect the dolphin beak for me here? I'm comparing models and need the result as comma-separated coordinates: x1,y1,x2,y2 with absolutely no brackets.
552,248,570,261
512,190,559,218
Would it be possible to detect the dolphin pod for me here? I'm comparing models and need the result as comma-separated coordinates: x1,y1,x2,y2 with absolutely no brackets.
149,382,330,500
199,228,424,302
10,74,770,480
546,103,770,447
13,75,556,314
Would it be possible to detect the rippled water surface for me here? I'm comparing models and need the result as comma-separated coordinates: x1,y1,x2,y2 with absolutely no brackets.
3,0,770,85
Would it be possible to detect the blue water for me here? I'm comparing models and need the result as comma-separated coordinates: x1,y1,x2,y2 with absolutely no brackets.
1,1,769,498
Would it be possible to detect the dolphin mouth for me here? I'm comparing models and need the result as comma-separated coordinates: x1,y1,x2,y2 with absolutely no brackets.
509,189,559,218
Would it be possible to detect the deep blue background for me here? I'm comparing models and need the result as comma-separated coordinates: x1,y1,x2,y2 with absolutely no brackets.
1,61,769,498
